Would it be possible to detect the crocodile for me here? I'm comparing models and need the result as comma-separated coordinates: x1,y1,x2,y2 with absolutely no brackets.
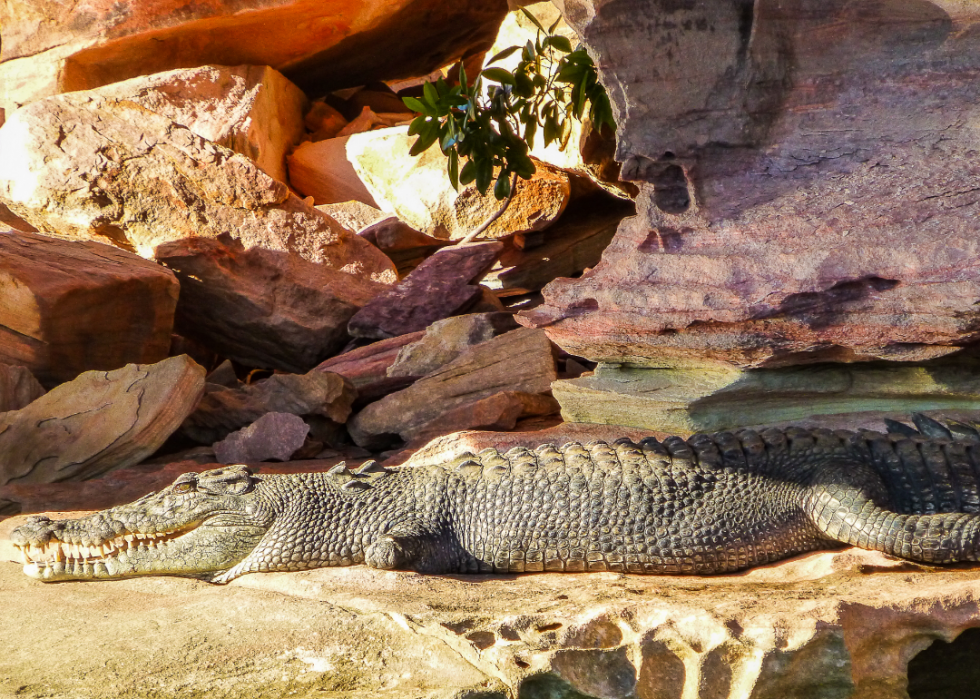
12,417,980,583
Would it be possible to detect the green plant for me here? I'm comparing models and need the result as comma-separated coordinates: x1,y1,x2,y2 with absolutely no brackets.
401,9,616,201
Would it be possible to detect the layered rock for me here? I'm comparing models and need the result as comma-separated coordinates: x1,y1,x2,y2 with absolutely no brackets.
156,235,387,373
315,332,426,389
292,126,572,240
213,412,310,464
0,364,44,413
0,93,396,283
0,355,205,511
553,358,980,435
0,230,178,386
348,241,504,340
386,312,519,378
93,64,307,184
348,327,557,448
525,0,980,368
0,0,509,110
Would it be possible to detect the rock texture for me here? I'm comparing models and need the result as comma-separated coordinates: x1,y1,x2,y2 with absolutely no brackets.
315,332,427,389
2,546,980,698
0,0,510,110
93,64,307,184
348,242,504,340
156,235,387,373
0,93,397,283
387,312,519,378
524,0,980,368
182,371,355,445
345,127,572,240
213,412,310,464
553,358,980,435
0,356,205,510
0,230,178,386
0,364,44,413
288,136,382,209
348,327,557,448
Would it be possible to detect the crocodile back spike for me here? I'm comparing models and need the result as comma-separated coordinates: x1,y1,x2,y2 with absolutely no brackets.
327,461,348,476
911,413,954,440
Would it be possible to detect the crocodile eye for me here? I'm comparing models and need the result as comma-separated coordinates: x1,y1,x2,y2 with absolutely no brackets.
173,482,196,494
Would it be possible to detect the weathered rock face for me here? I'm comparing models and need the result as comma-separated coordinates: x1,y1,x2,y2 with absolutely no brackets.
315,331,427,389
0,356,205,510
0,364,44,413
0,0,509,110
213,412,310,464
0,93,397,283
527,0,980,368
387,312,519,378
1,546,980,699
156,235,387,373
0,230,178,386
93,64,307,184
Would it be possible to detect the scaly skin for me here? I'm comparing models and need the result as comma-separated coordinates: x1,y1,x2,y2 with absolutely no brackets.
12,427,980,583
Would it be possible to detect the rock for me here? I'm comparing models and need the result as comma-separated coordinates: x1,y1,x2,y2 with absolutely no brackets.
0,355,205,510
0,203,35,232
401,391,560,446
344,87,414,121
387,312,519,378
0,0,510,110
522,1,980,368
315,200,388,233
348,327,557,448
92,65,307,185
181,371,355,445
357,216,448,275
315,332,426,389
0,363,45,413
336,106,413,138
552,358,980,436
213,413,310,464
345,126,572,240
482,195,633,296
288,136,383,209
0,230,178,386
304,99,348,142
206,360,240,390
0,93,397,284
348,242,505,340
2,546,980,698
155,235,388,373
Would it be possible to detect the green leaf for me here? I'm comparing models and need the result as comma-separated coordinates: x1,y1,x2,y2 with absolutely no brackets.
407,115,427,136
402,96,429,114
546,35,573,53
448,149,459,191
459,62,468,90
481,67,516,85
520,7,546,32
576,78,589,118
523,40,535,61
494,171,512,200
548,15,562,33
475,158,493,194
409,120,440,156
436,77,449,96
487,46,521,65
460,159,477,185
524,117,537,150
423,81,439,106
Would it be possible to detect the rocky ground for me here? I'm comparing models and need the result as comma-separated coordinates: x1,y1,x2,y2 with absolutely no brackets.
2,0,980,697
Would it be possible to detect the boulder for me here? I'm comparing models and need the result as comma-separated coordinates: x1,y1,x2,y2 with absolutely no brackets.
387,312,519,378
0,355,205,511
181,371,355,445
155,235,388,373
1,545,980,698
304,100,348,142
0,230,178,386
213,412,310,464
314,200,388,233
356,216,448,275
315,332,426,389
0,0,509,110
348,327,557,448
288,137,383,208
522,0,980,368
347,241,505,340
0,93,397,284
0,363,45,413
93,65,307,184
552,358,980,436
482,195,633,296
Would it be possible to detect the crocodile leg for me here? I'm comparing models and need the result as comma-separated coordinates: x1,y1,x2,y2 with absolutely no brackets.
805,462,980,564
364,521,462,573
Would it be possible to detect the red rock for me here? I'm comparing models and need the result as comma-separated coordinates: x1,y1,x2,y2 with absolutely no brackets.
0,363,44,413
213,413,310,464
314,332,426,388
0,230,178,386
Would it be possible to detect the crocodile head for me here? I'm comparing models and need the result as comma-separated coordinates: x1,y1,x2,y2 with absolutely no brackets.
10,466,275,583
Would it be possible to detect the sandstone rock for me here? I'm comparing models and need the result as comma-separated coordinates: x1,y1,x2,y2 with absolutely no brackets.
93,65,307,185
304,99,348,142
0,93,397,283
348,327,556,448
336,106,413,138
315,200,388,233
552,358,980,436
482,195,633,296
344,87,414,121
2,546,979,698
0,364,45,413
0,230,178,386
387,312,519,378
213,412,310,464
0,204,35,232
346,126,572,240
0,0,510,110
206,360,240,390
523,1,980,368
348,242,505,340
288,136,383,209
156,235,388,373
0,355,205,511
182,371,355,445
315,332,426,389
357,216,448,275
400,391,560,446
